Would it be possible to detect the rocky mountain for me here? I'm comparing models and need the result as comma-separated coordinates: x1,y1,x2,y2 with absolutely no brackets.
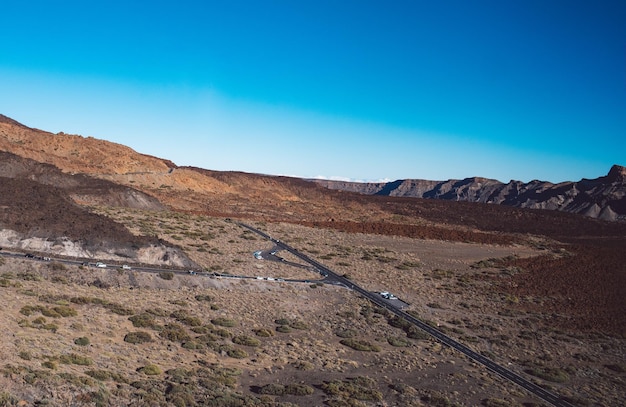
312,166,626,221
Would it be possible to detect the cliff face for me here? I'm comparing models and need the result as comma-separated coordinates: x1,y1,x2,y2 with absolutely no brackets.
313,165,626,221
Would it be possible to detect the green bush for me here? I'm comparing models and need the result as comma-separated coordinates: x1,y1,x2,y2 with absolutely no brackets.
194,294,212,302
160,323,191,343
289,320,310,330
232,335,261,347
335,329,357,338
158,271,174,280
254,328,274,337
275,325,292,333
59,353,93,366
139,364,162,376
387,336,410,347
124,331,153,344
211,317,236,327
524,367,569,383
129,313,157,328
74,337,90,346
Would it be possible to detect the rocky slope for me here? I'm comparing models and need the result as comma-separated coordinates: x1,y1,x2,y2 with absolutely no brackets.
312,165,626,221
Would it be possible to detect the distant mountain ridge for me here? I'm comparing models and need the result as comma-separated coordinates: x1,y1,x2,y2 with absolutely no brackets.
312,166,626,221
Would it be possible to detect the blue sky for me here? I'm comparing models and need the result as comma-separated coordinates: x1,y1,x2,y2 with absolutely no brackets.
1,0,624,183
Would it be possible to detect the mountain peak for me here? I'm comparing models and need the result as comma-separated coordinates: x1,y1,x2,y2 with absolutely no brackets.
607,164,626,183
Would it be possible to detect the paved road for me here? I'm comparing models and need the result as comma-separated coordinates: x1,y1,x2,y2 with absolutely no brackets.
238,222,577,407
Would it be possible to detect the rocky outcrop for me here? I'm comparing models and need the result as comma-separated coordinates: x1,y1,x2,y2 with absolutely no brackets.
313,165,626,221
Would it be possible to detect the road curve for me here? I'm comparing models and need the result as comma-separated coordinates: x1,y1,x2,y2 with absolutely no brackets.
238,222,577,407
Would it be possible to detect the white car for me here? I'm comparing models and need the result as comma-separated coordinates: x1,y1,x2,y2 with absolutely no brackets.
121,264,131,270
95,262,107,268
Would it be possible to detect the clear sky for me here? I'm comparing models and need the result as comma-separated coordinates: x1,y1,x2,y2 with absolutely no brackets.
1,0,624,183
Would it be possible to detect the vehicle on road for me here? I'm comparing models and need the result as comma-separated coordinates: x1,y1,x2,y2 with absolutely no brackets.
95,262,107,268
380,291,397,300
121,264,131,270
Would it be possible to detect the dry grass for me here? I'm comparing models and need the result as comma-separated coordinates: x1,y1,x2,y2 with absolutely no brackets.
0,209,624,406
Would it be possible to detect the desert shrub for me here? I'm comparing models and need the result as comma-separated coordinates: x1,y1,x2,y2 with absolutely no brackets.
388,316,411,330
275,325,292,333
293,360,314,371
171,311,202,327
16,272,41,281
0,392,19,405
524,367,569,383
321,376,382,401
211,317,236,327
85,369,111,381
158,271,174,280
227,348,248,359
211,328,232,338
124,331,153,344
194,294,212,302
59,353,93,366
387,336,411,347
232,335,261,347
254,328,274,337
482,398,510,407
42,360,57,370
145,307,169,317
18,351,31,360
405,326,431,340
339,339,381,352
289,320,310,330
160,323,191,343
259,383,285,395
335,329,357,338
44,305,77,317
129,313,157,328
74,337,90,346
285,383,315,396
48,262,67,271
274,318,290,325
19,305,40,316
139,364,162,376
103,302,134,316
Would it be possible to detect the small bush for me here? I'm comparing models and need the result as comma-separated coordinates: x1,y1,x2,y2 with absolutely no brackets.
158,271,174,280
274,318,290,325
387,336,411,347
289,320,310,330
227,348,248,359
124,331,153,344
18,351,32,360
42,360,57,370
160,324,191,343
211,317,236,327
194,294,212,302
74,337,90,346
232,335,261,347
129,313,157,328
139,364,162,376
335,329,357,338
59,353,93,366
524,367,569,383
254,328,274,337
275,325,292,334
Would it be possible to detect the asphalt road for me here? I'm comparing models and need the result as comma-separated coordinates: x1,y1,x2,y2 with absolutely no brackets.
237,222,577,407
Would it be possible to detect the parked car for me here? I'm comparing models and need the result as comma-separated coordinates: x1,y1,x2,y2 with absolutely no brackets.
95,262,107,268
121,264,131,270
